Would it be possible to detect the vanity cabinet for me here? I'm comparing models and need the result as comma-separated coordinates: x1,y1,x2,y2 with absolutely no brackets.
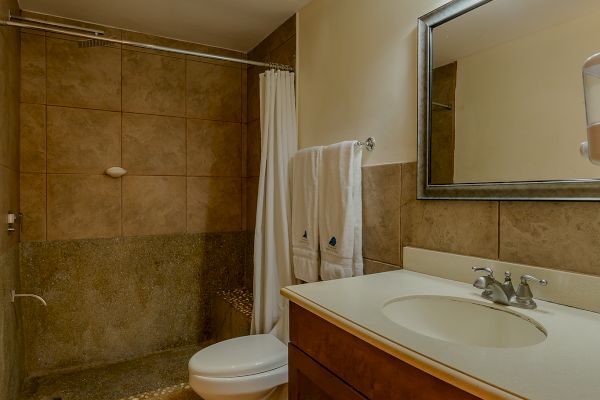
288,302,478,400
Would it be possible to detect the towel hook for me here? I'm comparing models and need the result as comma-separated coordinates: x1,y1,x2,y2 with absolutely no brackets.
11,290,47,306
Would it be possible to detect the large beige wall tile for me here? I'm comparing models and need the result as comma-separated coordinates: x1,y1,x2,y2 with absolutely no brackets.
122,50,185,116
246,120,261,177
364,259,401,275
187,119,242,177
241,68,248,123
20,33,46,104
261,16,296,56
246,66,265,123
362,163,401,266
122,176,186,236
270,36,296,68
0,166,19,254
241,124,248,178
0,99,15,169
47,174,121,240
122,113,186,176
187,177,241,233
500,202,600,275
0,27,19,170
187,61,241,122
401,162,498,259
46,38,121,110
47,106,121,174
20,173,46,241
20,103,46,173
246,177,259,231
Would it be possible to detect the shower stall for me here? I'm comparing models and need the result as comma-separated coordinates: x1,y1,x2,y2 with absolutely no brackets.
0,5,296,399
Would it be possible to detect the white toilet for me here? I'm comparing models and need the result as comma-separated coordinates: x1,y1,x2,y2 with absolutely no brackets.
188,334,288,400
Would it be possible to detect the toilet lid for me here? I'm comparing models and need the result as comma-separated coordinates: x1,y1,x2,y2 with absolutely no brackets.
189,334,287,378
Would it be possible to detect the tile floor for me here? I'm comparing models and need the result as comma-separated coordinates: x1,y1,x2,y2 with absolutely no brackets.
19,344,211,400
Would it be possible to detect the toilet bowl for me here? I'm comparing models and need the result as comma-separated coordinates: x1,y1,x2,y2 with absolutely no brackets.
189,334,288,400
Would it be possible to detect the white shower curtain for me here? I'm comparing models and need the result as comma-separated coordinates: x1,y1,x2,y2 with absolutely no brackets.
252,70,297,342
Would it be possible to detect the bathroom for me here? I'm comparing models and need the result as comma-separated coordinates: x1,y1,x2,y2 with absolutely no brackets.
2,0,600,399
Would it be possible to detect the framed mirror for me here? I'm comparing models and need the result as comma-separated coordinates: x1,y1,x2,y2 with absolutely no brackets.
418,0,600,200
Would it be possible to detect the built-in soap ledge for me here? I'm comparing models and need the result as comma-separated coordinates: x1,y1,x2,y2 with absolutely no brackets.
403,246,600,314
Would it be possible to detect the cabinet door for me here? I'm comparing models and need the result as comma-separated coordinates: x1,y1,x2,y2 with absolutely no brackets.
289,344,366,400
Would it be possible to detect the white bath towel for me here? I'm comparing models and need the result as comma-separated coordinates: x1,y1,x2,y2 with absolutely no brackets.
291,147,322,282
318,141,363,280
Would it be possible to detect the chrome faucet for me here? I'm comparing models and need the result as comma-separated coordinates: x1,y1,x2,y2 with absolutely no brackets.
472,267,547,309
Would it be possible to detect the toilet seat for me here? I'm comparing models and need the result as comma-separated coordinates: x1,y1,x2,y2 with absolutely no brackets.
189,334,288,378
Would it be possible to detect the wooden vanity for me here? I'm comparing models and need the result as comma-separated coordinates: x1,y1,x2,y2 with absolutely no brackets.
288,302,477,399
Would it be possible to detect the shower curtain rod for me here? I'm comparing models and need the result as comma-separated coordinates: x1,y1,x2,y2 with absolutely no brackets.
1,18,295,71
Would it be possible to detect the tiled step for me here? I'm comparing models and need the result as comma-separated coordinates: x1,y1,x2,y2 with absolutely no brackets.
117,383,200,400
212,287,252,341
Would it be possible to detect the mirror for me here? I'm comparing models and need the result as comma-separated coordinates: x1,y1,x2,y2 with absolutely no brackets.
418,0,600,200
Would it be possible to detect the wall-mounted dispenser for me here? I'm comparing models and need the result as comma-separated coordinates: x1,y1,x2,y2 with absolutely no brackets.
582,53,600,164
7,211,22,233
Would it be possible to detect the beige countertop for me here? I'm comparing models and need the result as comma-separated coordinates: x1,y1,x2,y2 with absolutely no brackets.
282,270,600,400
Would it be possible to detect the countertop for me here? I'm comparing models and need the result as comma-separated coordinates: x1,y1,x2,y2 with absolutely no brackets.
281,270,600,400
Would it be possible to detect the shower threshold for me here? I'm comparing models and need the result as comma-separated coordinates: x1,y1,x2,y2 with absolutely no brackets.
19,343,212,400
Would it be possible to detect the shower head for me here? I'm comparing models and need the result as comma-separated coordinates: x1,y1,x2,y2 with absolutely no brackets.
78,38,112,48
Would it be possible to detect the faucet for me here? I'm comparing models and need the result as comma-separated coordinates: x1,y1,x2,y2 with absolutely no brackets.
472,267,547,309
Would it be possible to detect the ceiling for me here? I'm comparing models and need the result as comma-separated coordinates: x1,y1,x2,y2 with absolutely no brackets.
17,0,310,52
433,0,600,67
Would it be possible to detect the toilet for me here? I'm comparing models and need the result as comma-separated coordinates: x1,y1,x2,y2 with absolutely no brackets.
189,334,288,400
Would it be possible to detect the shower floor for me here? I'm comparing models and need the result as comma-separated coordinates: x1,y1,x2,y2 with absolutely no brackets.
19,344,211,400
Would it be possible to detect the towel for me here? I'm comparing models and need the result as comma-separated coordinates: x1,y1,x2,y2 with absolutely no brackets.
291,147,322,282
318,141,363,280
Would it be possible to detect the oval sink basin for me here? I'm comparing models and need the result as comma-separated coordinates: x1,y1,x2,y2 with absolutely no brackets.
382,295,547,348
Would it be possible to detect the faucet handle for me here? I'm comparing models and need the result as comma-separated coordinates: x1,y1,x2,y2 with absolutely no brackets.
515,275,548,309
472,266,494,277
520,274,548,286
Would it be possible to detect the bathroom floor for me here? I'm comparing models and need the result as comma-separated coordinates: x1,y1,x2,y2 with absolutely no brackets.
19,344,211,400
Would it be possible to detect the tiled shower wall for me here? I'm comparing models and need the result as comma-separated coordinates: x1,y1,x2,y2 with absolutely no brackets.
362,162,600,277
20,15,246,241
0,0,22,398
17,13,253,376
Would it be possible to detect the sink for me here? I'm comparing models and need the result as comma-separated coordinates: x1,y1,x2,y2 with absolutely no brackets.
382,295,547,348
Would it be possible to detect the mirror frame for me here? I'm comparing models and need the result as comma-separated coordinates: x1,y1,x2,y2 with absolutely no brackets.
417,0,600,201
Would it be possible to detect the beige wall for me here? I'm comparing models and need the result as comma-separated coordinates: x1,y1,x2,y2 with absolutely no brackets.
296,0,600,280
0,0,23,398
453,10,600,183
297,0,451,165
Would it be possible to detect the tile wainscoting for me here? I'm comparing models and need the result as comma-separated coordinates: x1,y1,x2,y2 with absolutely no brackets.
362,161,600,277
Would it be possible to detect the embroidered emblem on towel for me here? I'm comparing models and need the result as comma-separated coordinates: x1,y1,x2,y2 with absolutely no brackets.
328,236,337,247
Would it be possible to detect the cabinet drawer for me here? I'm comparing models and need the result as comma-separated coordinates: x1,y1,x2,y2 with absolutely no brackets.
289,343,366,400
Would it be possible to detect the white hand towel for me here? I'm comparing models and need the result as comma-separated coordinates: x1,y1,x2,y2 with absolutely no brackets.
318,141,363,280
291,147,322,282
